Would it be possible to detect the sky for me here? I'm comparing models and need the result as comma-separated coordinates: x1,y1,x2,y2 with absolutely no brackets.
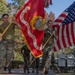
6,0,75,18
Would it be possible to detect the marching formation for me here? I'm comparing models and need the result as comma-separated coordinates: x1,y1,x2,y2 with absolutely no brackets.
0,13,57,75
0,0,75,75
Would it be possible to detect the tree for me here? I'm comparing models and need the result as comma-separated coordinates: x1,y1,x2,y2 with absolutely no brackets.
71,47,75,56
0,1,9,17
11,0,26,9
0,0,7,5
64,47,72,54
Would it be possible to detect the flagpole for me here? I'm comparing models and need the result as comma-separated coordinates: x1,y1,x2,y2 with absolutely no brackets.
43,33,53,48
28,58,36,67
1,22,13,36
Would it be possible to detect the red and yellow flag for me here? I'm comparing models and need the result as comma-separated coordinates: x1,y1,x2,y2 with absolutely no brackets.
15,0,45,58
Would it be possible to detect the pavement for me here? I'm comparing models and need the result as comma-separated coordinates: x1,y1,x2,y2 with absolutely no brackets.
0,68,56,75
0,68,75,75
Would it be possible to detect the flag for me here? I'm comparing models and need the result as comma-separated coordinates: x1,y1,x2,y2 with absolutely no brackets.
44,0,52,7
15,0,45,58
53,2,75,51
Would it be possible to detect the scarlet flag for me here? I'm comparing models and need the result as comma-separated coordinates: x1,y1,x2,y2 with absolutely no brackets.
44,0,52,7
15,0,45,58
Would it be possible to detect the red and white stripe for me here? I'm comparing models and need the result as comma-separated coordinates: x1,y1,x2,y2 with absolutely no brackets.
53,12,68,28
54,22,75,51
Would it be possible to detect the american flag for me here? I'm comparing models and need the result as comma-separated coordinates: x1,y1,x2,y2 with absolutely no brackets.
53,2,75,51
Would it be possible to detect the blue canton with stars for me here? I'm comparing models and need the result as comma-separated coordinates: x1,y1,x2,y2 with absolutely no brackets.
62,1,75,25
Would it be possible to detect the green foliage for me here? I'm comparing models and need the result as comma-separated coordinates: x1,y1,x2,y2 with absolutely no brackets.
14,28,25,61
0,2,9,15
62,47,71,55
11,0,26,9
71,47,75,56
14,50,24,61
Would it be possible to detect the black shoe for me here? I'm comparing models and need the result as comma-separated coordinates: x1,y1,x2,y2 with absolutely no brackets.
32,70,35,73
36,71,39,74
44,69,48,74
27,71,30,73
24,70,26,73
4,67,7,71
8,66,12,74
8,71,12,74
36,69,39,74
